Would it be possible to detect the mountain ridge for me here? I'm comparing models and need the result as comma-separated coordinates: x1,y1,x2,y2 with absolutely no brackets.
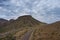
0,15,60,40
0,15,46,33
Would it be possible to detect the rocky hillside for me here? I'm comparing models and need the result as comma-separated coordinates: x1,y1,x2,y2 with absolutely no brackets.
0,15,60,40
0,18,8,27
0,15,46,33
31,21,60,40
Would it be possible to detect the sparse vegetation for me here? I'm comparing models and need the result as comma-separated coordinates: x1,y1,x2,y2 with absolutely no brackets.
0,15,60,40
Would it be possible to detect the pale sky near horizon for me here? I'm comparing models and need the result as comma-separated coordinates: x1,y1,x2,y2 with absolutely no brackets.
0,0,60,23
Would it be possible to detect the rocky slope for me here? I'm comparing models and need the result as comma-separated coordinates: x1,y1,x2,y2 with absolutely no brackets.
0,15,60,40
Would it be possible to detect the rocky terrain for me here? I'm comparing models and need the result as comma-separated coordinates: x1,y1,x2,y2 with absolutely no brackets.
0,15,60,40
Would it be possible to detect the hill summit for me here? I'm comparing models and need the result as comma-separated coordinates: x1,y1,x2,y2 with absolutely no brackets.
0,15,46,33
0,15,60,40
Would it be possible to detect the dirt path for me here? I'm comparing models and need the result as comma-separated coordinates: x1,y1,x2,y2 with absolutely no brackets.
21,30,32,40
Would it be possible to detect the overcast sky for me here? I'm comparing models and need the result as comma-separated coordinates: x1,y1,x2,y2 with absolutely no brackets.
0,0,60,23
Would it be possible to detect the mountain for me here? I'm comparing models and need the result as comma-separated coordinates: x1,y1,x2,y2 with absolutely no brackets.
0,15,60,40
43,21,60,29
0,18,8,27
13,21,60,40
0,15,46,40
31,21,60,40
0,15,46,33
1,15,60,40
15,15,46,27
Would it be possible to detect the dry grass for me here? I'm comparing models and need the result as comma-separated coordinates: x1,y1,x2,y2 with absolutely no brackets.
29,25,60,40
14,27,31,40
0,15,60,40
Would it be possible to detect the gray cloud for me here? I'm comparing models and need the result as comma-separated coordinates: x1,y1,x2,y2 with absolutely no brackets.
0,0,60,23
